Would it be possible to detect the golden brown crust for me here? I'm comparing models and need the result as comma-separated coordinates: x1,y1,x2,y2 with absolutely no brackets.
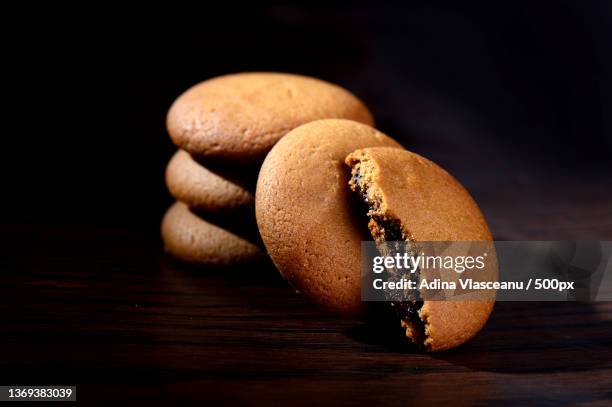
346,147,492,241
256,119,402,317
161,202,264,266
165,150,254,213
167,72,375,163
345,147,495,351
420,300,494,351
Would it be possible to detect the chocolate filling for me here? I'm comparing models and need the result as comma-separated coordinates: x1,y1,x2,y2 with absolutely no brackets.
374,217,425,347
349,159,427,348
377,219,403,241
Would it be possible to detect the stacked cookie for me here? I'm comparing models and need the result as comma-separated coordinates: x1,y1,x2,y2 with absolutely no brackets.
162,72,374,267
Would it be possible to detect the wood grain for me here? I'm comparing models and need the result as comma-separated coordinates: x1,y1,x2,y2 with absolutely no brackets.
0,176,611,405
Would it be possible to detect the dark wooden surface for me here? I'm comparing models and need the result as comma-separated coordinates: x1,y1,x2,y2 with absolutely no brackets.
1,176,611,405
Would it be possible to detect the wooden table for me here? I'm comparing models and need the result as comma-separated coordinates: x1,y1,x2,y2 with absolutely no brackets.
1,176,611,405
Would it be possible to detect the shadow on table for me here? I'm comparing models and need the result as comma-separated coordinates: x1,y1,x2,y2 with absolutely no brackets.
160,252,284,287
346,301,612,373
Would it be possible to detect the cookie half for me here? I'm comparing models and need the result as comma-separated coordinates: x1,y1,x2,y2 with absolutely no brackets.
167,72,374,163
346,147,495,352
166,150,254,213
161,202,264,266
256,119,402,316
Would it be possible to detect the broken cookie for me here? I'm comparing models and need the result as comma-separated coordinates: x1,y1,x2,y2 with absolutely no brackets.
346,147,495,352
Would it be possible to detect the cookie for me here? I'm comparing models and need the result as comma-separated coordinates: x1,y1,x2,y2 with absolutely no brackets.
255,119,403,316
166,150,254,213
346,147,494,352
161,201,264,266
167,72,375,163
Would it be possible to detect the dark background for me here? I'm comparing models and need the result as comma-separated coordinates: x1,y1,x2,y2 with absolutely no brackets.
2,2,612,405
3,1,611,234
